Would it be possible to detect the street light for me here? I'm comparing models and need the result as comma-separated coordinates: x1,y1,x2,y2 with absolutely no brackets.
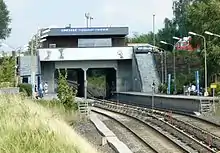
154,46,166,84
160,40,178,94
173,36,181,41
30,28,41,99
189,31,208,96
205,31,220,38
89,16,93,27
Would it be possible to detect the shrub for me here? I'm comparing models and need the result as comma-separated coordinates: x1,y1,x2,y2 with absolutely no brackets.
19,83,32,96
158,83,167,93
57,69,77,110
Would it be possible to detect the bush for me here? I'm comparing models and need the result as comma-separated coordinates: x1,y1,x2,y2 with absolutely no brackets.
57,69,77,110
158,83,167,93
19,83,32,96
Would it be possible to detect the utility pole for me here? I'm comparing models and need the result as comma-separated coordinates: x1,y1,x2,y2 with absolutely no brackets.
153,14,156,47
89,16,93,27
161,51,164,84
31,36,35,99
164,51,167,83
85,13,90,28
31,29,40,99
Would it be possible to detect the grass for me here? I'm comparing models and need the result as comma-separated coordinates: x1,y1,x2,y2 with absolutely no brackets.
37,99,85,126
0,95,98,153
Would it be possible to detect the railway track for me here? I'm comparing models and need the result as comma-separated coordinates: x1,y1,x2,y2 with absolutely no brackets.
92,108,189,153
91,99,219,153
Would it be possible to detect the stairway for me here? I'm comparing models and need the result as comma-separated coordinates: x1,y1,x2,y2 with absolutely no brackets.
200,100,212,113
135,53,160,93
78,99,89,116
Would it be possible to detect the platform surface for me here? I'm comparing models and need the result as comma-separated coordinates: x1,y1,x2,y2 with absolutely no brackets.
116,92,218,100
90,113,133,153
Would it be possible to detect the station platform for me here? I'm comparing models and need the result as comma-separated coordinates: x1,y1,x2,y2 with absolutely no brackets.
112,92,218,114
116,92,217,100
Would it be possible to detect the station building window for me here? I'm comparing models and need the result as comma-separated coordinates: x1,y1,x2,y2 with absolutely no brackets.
78,38,112,47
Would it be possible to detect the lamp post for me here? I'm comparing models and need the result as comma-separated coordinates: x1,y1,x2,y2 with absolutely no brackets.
189,31,208,96
85,13,90,28
89,16,93,27
155,47,166,84
30,28,41,99
156,47,167,84
205,31,220,38
160,40,178,94
160,50,164,84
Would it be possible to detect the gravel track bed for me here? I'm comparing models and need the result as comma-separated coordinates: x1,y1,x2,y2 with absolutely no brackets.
73,120,115,153
199,115,220,125
94,112,152,153
94,108,187,153
173,114,220,137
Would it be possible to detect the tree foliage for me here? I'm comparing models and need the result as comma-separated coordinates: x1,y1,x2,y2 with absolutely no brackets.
57,69,77,110
128,0,220,84
26,34,39,55
0,56,15,87
0,0,11,40
184,0,220,80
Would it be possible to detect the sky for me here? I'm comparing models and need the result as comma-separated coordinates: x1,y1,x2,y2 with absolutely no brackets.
1,0,174,50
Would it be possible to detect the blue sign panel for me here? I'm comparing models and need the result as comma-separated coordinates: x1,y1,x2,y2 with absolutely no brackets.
195,71,200,95
167,74,171,94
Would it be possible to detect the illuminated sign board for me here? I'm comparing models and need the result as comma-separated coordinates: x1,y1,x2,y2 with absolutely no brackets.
60,28,109,32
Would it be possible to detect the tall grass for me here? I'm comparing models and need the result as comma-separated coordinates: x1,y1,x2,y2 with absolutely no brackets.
0,95,98,153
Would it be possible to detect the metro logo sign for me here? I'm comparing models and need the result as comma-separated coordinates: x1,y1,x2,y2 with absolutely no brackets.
175,36,199,51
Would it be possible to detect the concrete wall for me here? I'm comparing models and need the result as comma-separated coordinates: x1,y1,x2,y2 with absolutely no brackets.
41,60,133,94
0,88,19,94
38,47,133,61
112,92,206,113
132,53,142,92
117,60,132,92
19,56,40,76
55,60,117,70
41,62,55,93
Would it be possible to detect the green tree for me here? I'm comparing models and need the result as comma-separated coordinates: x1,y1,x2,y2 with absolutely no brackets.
0,56,15,87
128,32,157,44
184,0,220,81
25,34,39,55
0,0,11,40
57,69,77,110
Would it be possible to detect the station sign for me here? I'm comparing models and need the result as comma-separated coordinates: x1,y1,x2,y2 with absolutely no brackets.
211,83,217,89
60,28,109,32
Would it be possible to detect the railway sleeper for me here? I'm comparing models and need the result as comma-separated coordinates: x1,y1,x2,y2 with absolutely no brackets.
146,118,214,153
164,117,220,150
94,102,217,152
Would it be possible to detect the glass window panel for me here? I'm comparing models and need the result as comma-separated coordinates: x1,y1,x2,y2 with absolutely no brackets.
78,38,112,47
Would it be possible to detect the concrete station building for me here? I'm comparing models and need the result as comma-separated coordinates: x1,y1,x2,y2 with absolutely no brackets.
18,26,160,98
37,26,137,98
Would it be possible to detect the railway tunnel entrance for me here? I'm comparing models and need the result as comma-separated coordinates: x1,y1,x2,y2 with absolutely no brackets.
87,68,116,99
54,68,85,97
54,68,116,98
